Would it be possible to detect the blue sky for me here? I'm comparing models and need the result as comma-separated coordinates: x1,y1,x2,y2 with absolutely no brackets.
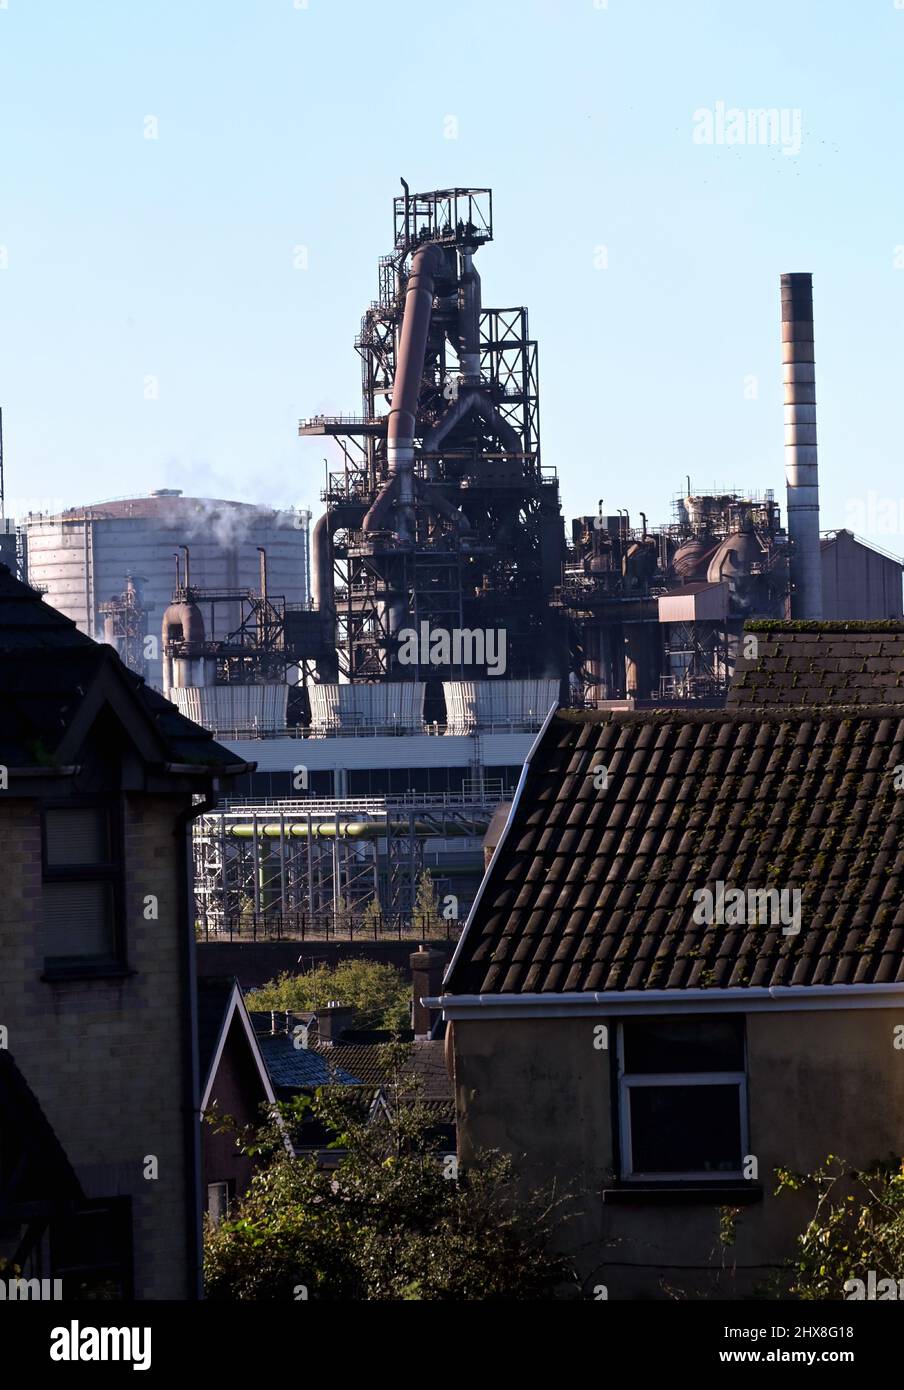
1,0,903,550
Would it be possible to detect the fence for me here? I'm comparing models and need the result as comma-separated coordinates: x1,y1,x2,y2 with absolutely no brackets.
195,910,463,943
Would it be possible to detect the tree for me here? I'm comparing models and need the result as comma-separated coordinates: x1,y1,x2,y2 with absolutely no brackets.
204,1043,577,1301
361,897,384,935
244,958,410,1033
412,869,440,937
775,1154,904,1299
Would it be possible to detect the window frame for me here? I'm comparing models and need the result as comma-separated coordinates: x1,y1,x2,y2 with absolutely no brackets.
616,1017,749,1184
40,797,127,977
206,1180,235,1228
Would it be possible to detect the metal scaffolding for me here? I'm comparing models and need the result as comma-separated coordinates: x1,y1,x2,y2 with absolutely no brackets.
193,792,499,938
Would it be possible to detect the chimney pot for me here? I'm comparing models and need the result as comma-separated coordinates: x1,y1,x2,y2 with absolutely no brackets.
315,1001,355,1046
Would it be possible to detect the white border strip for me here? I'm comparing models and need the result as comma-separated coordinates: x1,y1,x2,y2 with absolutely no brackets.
442,700,560,988
427,982,904,1019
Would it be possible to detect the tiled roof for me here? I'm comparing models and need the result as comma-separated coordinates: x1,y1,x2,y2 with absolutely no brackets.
257,1036,362,1089
256,1036,452,1101
323,1041,452,1100
0,564,250,773
445,706,904,995
728,622,904,708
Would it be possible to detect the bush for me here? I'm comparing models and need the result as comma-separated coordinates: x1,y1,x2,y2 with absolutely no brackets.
775,1154,904,1299
204,1044,576,1301
245,958,410,1032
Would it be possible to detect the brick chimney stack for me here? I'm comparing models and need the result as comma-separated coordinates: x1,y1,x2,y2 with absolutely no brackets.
315,1000,355,1046
410,946,447,1040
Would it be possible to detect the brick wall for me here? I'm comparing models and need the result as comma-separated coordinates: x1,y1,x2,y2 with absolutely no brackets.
0,795,194,1299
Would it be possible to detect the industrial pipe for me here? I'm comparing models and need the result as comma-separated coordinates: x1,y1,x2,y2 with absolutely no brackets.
381,240,446,541
224,819,469,839
782,272,823,618
457,250,482,384
311,504,364,677
421,390,521,457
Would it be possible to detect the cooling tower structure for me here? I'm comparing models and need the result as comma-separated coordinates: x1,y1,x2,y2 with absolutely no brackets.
23,490,311,690
300,184,568,717
781,272,823,619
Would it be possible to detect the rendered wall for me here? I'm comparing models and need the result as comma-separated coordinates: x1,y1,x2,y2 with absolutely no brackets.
453,1006,904,1299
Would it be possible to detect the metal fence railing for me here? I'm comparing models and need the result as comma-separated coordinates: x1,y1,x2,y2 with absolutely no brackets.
196,912,463,943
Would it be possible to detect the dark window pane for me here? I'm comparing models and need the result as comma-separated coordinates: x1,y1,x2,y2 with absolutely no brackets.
623,1017,744,1074
51,1198,132,1300
44,881,115,962
629,1083,742,1173
45,808,110,866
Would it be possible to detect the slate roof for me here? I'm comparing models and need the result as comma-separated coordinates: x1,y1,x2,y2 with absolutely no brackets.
257,1036,362,1089
0,564,251,773
445,705,904,995
256,1035,452,1103
728,621,904,709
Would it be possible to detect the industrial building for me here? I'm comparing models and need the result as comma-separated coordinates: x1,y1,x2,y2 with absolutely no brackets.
19,490,311,689
300,184,569,721
555,272,902,704
6,189,903,937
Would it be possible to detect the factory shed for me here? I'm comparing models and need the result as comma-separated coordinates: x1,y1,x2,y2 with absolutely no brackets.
820,529,903,620
438,703,904,1297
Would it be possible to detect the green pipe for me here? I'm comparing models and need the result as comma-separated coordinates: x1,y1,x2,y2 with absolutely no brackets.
225,821,478,840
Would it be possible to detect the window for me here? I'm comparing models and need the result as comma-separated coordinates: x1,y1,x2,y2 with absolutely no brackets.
617,1017,747,1182
41,804,124,974
50,1197,134,1300
207,1181,235,1227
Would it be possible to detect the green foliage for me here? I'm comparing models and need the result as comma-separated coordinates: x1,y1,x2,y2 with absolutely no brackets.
745,619,904,634
244,958,410,1033
361,898,384,933
412,869,440,936
775,1155,904,1299
204,1044,576,1301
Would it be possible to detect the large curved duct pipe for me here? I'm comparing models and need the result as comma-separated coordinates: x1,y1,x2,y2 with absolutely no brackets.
416,479,472,531
384,240,446,541
361,476,399,533
421,390,522,457
311,512,335,622
458,251,482,384
311,504,365,679
161,600,207,702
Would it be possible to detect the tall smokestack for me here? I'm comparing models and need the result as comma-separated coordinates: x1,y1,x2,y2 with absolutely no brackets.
781,272,823,618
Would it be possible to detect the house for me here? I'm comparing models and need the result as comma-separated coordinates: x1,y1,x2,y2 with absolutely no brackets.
252,1004,455,1162
198,977,277,1225
435,696,904,1298
0,564,252,1298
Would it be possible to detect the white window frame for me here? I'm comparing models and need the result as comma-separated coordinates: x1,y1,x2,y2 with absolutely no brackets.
207,1181,233,1227
616,1022,748,1183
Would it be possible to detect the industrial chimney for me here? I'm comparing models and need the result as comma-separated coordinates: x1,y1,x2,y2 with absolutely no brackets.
781,272,823,618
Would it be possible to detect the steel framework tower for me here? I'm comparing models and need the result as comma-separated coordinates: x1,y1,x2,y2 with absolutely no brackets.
301,185,568,698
